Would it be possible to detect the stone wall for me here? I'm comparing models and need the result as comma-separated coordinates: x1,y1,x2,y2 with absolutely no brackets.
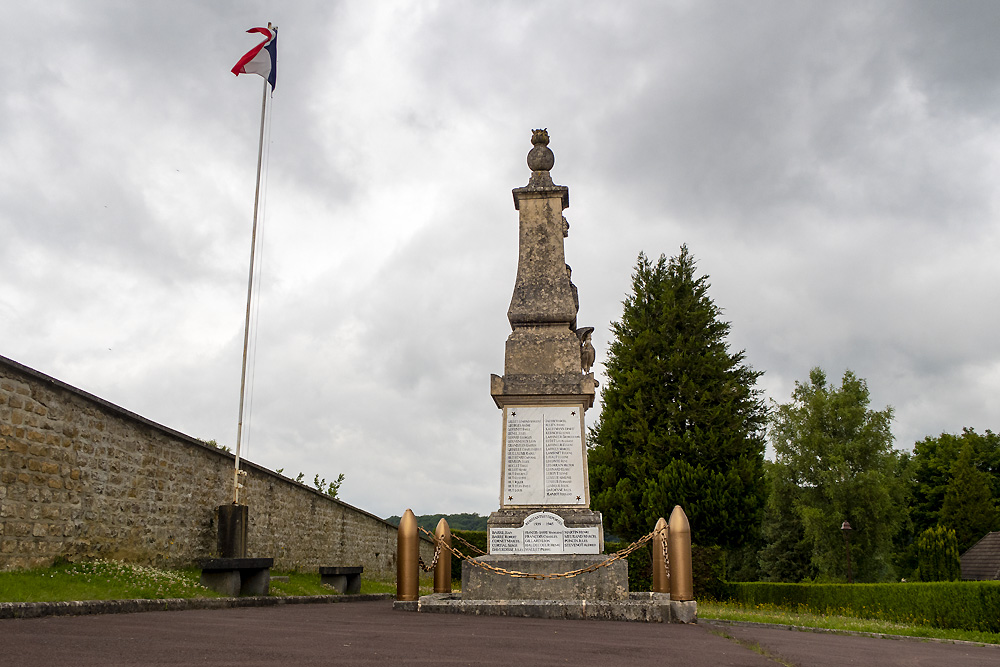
0,354,433,573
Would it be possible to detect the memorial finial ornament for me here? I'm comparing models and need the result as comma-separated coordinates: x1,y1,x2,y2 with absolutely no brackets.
527,128,554,171
525,128,556,188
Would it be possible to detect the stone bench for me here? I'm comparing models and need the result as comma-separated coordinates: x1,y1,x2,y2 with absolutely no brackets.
199,558,274,597
320,566,363,594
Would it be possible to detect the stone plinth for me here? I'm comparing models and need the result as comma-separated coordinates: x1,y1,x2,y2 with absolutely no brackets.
198,557,273,597
462,555,627,601
217,504,248,558
406,592,697,623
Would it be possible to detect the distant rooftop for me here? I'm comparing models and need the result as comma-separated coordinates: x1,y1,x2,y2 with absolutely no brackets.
961,531,1000,581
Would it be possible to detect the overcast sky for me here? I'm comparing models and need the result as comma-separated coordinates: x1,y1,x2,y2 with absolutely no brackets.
4,1,1000,519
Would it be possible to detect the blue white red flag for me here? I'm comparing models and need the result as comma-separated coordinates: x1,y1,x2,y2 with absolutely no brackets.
232,26,277,91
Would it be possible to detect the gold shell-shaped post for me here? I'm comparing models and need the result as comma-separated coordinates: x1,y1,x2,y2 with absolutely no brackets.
651,517,669,593
668,505,694,601
433,518,453,593
396,509,419,601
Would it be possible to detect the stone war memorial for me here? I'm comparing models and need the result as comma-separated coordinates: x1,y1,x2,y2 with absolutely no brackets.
395,130,695,622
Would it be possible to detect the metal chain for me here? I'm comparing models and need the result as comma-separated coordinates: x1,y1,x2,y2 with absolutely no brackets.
662,527,670,584
416,526,656,580
450,531,487,556
417,527,486,556
417,539,443,572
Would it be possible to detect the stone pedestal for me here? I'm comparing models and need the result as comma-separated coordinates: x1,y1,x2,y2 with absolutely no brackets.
198,557,273,596
462,555,627,601
320,566,363,594
217,504,248,558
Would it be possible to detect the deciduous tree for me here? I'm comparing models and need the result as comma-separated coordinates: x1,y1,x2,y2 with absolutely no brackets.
768,368,907,582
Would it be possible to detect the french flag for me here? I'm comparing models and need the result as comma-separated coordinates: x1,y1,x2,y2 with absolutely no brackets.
232,26,277,91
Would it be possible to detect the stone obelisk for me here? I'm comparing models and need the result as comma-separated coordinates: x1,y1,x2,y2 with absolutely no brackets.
464,130,623,601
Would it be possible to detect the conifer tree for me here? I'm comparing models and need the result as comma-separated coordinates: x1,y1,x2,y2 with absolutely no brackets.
909,429,1000,540
940,443,1000,553
915,525,961,582
588,247,767,548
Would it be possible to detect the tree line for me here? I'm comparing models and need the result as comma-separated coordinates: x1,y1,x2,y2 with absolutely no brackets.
589,246,1000,582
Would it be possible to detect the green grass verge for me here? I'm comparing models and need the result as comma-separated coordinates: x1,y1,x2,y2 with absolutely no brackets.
0,560,221,602
698,599,1000,645
0,560,431,603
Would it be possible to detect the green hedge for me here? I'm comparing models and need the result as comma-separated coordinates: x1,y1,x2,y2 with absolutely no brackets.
720,581,1000,632
606,540,652,592
449,530,488,580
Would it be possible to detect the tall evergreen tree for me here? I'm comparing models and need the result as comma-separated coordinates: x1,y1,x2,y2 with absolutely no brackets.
588,247,768,548
768,368,907,582
939,443,1000,553
915,525,961,582
909,428,1000,537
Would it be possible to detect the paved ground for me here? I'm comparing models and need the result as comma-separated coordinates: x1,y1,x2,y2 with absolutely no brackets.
1,600,997,666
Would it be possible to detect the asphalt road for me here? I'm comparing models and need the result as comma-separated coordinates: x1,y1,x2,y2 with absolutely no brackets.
1,600,997,666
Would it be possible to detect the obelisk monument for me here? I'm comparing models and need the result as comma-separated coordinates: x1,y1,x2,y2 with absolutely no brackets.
464,130,624,601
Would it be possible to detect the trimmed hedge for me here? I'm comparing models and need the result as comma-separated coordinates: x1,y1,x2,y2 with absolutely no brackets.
606,540,652,592
720,581,1000,632
449,530,488,580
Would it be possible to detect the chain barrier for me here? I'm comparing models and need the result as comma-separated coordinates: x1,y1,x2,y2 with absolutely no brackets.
417,539,443,572
418,526,656,580
450,531,487,556
662,527,670,584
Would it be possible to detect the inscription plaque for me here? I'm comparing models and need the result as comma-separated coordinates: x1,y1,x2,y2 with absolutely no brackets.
502,406,586,506
489,512,600,555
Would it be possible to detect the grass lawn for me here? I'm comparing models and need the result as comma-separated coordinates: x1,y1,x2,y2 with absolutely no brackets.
0,560,430,603
698,599,1000,645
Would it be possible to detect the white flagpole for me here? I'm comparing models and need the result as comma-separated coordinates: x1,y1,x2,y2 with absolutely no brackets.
233,62,270,505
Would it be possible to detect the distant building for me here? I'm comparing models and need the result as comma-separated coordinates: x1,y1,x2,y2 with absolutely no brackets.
961,532,1000,580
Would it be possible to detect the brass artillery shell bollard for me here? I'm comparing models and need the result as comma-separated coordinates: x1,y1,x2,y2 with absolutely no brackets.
433,518,453,593
652,517,669,594
668,505,693,601
396,509,419,601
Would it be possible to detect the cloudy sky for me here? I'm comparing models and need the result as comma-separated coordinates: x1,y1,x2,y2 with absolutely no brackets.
4,1,1000,518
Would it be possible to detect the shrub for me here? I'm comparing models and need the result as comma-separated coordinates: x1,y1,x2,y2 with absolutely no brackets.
916,525,961,582
449,530,487,581
720,581,1000,632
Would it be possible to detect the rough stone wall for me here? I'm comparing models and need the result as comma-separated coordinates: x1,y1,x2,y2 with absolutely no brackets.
0,355,433,573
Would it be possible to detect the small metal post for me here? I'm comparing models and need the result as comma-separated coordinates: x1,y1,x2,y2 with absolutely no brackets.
652,517,669,593
668,505,694,601
433,518,452,593
396,509,419,601
841,521,853,584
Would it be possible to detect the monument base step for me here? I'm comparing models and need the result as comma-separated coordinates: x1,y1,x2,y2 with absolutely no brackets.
461,554,627,601
394,592,697,623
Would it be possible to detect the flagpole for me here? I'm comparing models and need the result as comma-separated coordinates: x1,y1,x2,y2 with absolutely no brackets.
233,72,270,505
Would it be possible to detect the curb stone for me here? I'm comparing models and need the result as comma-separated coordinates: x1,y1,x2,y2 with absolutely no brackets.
0,593,393,620
700,618,1000,649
